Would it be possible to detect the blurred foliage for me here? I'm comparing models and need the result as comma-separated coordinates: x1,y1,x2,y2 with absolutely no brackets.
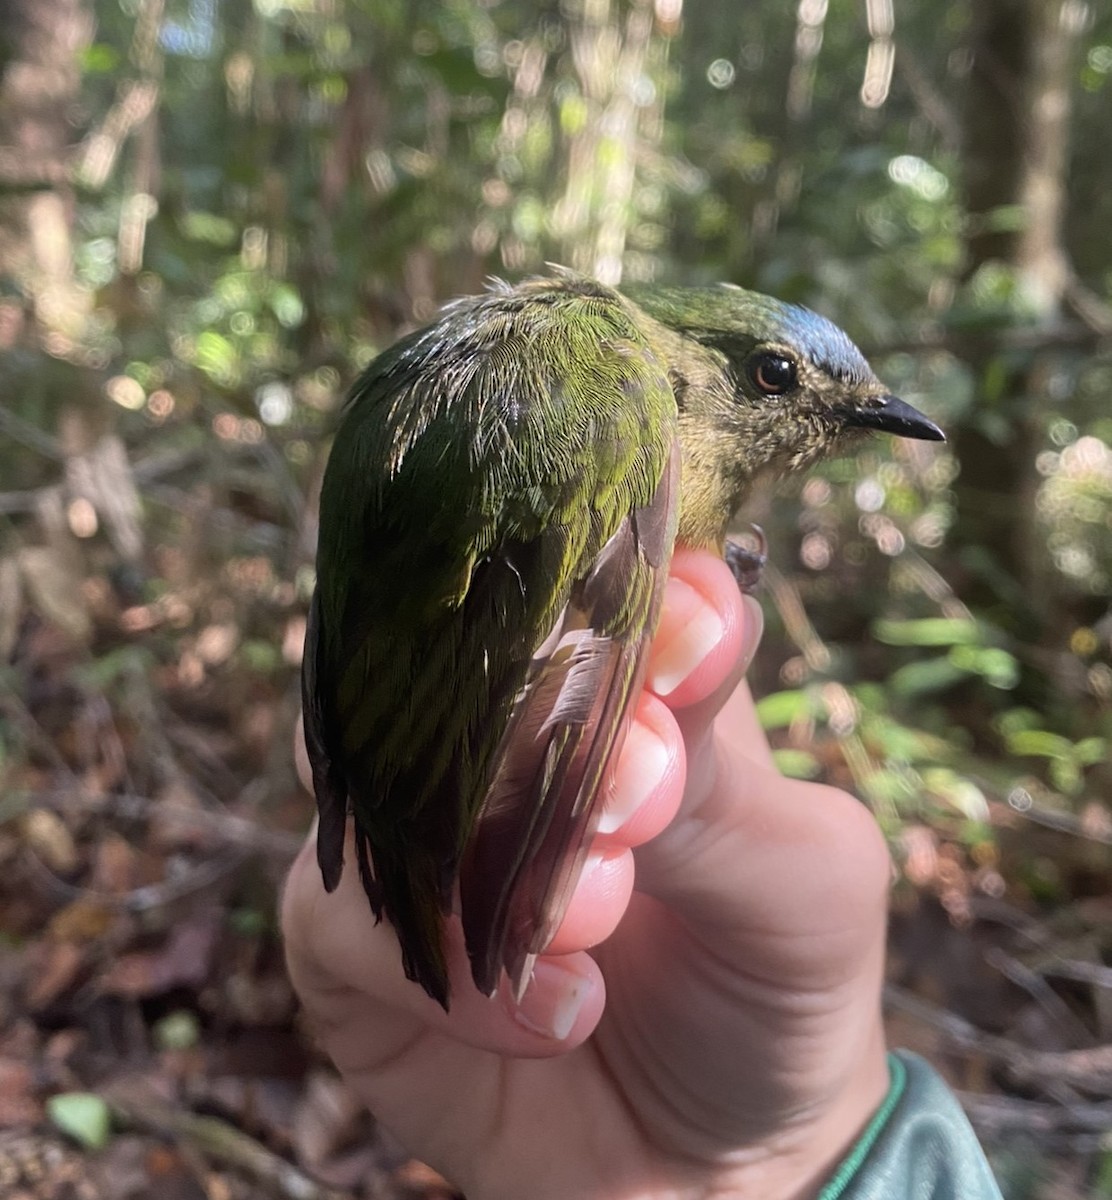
2,0,1112,1195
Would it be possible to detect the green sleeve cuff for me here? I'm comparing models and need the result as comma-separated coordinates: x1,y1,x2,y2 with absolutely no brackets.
817,1051,1003,1200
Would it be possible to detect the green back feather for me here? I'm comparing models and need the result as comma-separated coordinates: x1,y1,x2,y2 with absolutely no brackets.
306,275,678,1005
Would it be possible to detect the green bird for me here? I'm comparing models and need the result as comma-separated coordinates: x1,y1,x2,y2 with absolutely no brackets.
302,269,943,1009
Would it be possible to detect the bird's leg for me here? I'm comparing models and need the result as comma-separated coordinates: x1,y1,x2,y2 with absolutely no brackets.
724,525,767,595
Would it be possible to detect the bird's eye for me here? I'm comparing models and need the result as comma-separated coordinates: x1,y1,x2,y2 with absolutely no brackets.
747,353,798,398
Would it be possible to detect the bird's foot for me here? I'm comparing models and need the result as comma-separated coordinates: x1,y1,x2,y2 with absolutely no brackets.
724,526,767,595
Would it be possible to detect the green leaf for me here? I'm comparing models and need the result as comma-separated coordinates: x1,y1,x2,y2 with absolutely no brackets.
1050,758,1081,794
229,906,268,936
771,749,820,779
559,93,589,136
1006,729,1073,760
1075,737,1108,766
194,330,238,385
1095,1143,1112,1195
240,640,280,672
873,618,981,646
179,211,238,247
48,1093,111,1150
995,708,1040,737
889,657,970,697
860,716,941,761
74,646,154,691
154,1010,200,1051
983,204,1027,233
861,766,916,805
268,283,305,328
948,644,1019,689
755,689,812,729
922,768,989,821
81,44,120,73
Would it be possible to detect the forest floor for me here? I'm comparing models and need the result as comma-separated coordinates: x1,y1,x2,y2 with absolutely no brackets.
2,532,1109,1200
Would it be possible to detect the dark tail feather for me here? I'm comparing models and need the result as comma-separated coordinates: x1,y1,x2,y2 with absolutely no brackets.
355,825,451,1010
301,590,348,892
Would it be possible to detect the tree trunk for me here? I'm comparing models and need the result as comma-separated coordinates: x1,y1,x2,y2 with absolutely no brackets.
0,0,145,570
555,0,674,285
951,0,1079,642
0,0,91,340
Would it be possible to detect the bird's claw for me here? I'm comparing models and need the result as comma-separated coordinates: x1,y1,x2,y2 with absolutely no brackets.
724,525,767,595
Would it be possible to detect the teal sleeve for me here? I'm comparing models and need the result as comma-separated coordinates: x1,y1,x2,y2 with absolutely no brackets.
817,1051,1003,1200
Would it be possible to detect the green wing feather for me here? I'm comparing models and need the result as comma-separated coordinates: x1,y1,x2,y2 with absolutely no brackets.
303,275,679,1007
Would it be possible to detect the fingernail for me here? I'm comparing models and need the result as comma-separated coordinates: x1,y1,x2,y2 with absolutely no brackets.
648,603,725,697
598,725,669,833
514,960,592,1041
740,595,765,673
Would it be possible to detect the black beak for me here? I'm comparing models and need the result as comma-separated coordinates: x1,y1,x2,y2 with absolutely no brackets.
843,394,945,442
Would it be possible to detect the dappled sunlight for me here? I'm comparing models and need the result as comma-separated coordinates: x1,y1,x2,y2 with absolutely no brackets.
0,0,1110,1194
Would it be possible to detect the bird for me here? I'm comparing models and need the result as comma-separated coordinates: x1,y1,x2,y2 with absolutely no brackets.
301,269,944,1009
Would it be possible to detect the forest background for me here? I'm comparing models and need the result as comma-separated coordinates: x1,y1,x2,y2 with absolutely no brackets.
2,0,1112,1196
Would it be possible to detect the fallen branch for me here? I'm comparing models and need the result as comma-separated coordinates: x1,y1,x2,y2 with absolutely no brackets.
886,985,1112,1097
959,1089,1112,1153
22,838,249,913
24,788,304,860
1004,799,1112,846
983,946,1095,1049
106,1081,353,1200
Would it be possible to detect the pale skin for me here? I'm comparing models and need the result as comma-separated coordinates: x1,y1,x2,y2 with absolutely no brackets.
283,548,892,1200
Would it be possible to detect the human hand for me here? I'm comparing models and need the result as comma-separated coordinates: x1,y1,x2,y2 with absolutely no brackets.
283,547,891,1200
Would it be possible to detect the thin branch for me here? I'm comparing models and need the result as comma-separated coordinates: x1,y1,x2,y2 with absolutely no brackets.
1037,959,1112,990
983,946,1095,1050
897,549,972,619
0,489,47,514
959,1091,1111,1153
886,985,1112,1096
866,318,1112,362
24,788,303,860
894,41,961,153
1004,800,1112,847
0,402,64,460
1063,271,1112,337
143,483,291,552
106,1083,354,1200
0,148,72,189
22,839,249,914
75,80,160,191
0,690,82,779
761,562,832,672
